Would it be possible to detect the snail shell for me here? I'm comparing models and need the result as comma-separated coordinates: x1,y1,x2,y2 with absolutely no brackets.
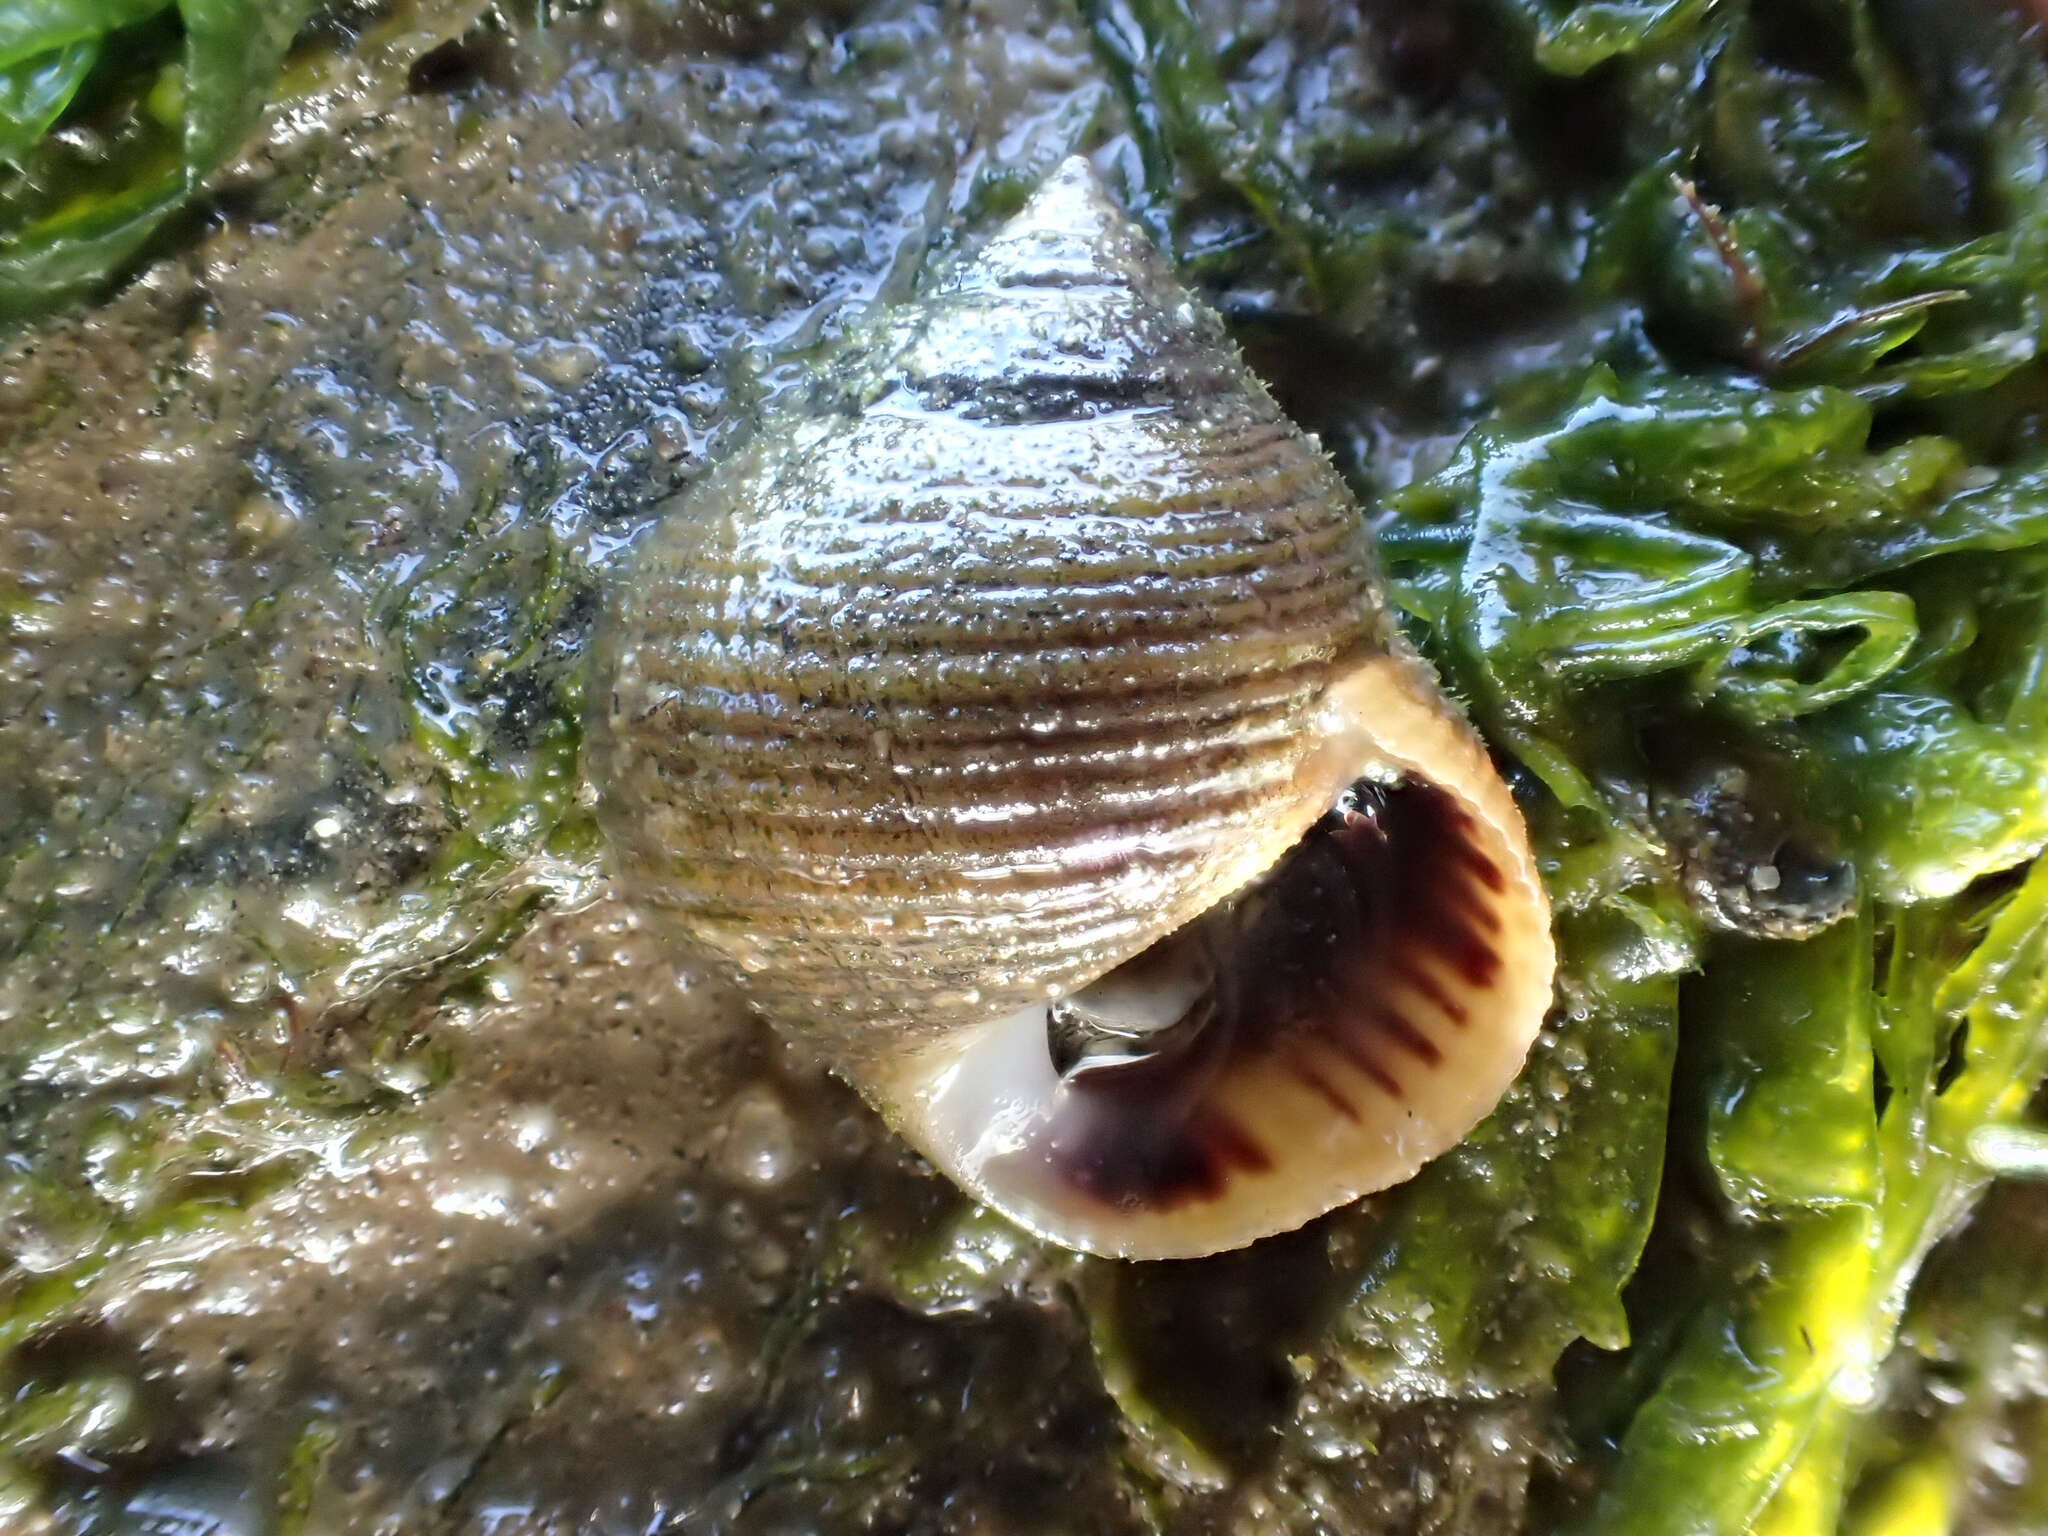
592,158,1555,1259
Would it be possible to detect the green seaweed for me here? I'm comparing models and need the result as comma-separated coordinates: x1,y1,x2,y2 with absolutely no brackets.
1079,0,1347,300
1370,371,2048,901
1064,0,2048,1524
1834,1182,2048,1534
1572,865,2048,1536
1321,894,1686,1400
0,0,319,319
1488,0,1715,78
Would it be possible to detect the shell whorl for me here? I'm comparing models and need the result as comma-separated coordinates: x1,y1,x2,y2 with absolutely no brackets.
596,159,1392,1057
593,159,1556,1258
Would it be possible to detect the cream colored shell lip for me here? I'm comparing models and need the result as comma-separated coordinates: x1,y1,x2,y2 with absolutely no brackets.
592,155,1558,1261
870,652,1556,1260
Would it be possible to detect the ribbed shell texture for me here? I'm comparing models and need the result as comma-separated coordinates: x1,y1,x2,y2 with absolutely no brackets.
592,159,1393,1060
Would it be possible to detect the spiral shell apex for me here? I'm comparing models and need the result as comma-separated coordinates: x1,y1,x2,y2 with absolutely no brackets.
592,157,1557,1259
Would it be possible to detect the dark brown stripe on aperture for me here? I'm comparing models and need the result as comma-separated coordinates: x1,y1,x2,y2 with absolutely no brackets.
1432,914,1505,989
1449,881,1505,936
1284,1044,1363,1121
1387,955,1470,1025
1201,1111,1275,1179
1450,841,1506,893
1368,1005,1444,1065
1406,879,1505,988
1022,776,1507,1213
1038,1033,1274,1210
1324,1028,1406,1100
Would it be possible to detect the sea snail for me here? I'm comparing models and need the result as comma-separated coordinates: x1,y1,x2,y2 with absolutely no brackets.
591,157,1556,1260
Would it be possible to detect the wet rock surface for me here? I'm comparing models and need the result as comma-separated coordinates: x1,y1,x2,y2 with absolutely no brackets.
0,0,1159,1527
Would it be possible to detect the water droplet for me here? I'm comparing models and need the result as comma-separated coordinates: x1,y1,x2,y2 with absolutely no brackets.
721,1089,800,1187
683,1326,731,1397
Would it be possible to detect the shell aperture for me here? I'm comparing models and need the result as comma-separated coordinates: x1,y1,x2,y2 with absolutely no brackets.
592,157,1556,1259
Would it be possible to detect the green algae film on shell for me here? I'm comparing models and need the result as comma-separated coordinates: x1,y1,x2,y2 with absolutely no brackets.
591,158,1556,1258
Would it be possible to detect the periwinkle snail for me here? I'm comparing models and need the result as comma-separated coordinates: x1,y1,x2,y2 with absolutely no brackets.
590,158,1556,1259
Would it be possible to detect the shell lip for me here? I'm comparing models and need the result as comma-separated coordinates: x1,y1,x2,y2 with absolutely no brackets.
871,652,1559,1261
